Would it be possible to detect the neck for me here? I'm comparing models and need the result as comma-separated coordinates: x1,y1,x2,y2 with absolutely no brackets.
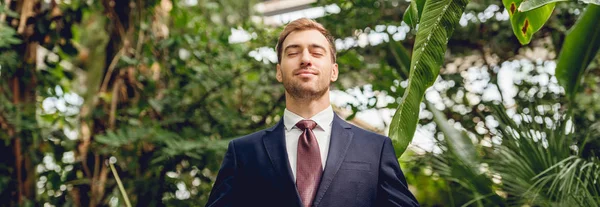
285,91,331,119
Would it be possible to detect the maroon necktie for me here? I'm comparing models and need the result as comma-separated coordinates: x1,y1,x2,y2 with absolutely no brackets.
295,120,322,207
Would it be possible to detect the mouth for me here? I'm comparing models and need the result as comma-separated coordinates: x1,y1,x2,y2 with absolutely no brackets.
294,69,318,77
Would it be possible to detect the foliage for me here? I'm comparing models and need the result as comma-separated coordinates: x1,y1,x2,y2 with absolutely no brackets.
2,0,281,206
555,4,600,101
519,0,600,12
1,0,600,206
503,0,555,45
491,101,600,205
403,0,426,30
389,0,469,155
315,0,598,205
428,101,504,206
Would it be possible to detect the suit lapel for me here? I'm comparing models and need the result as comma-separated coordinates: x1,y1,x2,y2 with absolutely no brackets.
262,120,302,206
313,115,354,206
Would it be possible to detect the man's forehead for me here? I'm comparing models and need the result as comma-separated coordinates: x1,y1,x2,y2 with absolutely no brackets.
283,30,329,48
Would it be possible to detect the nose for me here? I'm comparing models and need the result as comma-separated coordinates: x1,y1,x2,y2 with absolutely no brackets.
300,49,312,67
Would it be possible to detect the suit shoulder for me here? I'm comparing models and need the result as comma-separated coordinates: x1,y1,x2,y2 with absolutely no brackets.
345,122,388,142
230,129,267,145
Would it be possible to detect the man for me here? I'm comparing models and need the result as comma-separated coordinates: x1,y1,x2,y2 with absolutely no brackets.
206,18,419,207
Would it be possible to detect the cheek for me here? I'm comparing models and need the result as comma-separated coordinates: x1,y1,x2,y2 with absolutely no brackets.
281,69,294,80
280,62,295,73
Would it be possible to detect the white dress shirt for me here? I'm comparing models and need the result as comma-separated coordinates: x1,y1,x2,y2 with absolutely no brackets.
283,105,334,181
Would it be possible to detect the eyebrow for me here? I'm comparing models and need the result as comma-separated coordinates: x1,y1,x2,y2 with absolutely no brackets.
284,44,327,53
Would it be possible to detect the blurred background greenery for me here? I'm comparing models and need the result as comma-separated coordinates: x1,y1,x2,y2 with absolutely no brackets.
0,0,598,206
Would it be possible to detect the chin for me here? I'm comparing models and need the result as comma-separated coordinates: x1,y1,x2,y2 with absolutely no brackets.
298,87,319,93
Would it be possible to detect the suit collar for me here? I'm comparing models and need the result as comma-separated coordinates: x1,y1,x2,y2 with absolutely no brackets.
313,115,354,206
263,119,294,180
264,115,354,207
283,105,334,132
263,119,302,206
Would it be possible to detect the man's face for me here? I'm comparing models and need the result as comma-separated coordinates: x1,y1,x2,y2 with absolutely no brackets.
276,29,338,100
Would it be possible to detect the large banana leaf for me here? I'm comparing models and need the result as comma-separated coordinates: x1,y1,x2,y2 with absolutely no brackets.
520,0,600,11
502,0,555,45
403,0,426,30
389,0,469,156
555,4,600,101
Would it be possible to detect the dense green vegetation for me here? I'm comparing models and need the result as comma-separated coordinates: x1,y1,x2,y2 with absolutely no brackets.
1,0,598,206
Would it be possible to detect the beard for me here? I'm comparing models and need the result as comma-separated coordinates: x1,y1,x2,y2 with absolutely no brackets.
282,77,329,101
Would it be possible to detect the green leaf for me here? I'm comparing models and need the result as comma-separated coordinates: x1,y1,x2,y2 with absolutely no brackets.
556,4,600,101
0,6,19,18
503,0,555,45
0,51,19,71
518,0,571,12
389,0,469,156
518,0,600,12
531,156,600,206
0,24,22,48
403,0,426,30
488,102,576,205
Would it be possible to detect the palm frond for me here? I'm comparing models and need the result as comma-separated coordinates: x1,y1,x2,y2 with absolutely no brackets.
489,102,600,205
531,156,600,206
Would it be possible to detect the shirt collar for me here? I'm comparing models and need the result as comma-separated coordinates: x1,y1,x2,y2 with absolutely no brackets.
283,105,334,132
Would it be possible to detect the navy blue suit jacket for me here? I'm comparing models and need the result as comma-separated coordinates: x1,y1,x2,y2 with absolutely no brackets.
206,115,419,207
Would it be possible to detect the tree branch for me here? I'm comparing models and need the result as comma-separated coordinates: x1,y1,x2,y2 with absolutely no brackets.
89,154,101,207
100,47,125,93
103,0,127,40
0,0,11,23
79,122,92,178
109,78,123,129
0,111,13,135
16,0,34,34
9,76,23,205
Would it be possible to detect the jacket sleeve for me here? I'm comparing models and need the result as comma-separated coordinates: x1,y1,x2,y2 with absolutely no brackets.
375,137,420,207
205,141,238,207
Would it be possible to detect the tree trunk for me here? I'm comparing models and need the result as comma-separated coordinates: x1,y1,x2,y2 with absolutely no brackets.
4,0,40,205
74,0,134,206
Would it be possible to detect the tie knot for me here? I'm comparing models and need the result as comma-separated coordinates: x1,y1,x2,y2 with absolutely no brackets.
295,120,317,130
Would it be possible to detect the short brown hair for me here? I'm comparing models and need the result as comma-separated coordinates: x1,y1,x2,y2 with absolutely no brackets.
276,18,336,63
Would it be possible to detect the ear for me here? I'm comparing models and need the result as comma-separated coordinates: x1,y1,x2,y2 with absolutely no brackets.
330,63,338,82
276,64,283,83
